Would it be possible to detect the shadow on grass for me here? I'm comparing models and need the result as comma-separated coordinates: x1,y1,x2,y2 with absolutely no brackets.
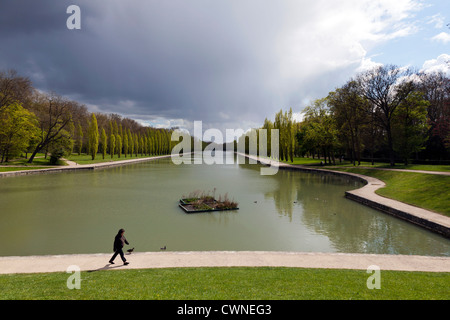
87,263,130,273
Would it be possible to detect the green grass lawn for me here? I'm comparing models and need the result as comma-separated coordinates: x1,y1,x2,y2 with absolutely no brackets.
0,153,168,171
328,167,450,217
283,157,450,172
374,164,450,172
0,267,448,300
0,167,57,172
0,153,64,167
0,153,64,171
67,153,167,165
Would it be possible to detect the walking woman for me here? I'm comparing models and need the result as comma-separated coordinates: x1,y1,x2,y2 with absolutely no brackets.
109,228,130,265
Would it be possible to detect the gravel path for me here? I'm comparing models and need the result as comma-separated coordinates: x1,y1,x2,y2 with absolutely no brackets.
1,251,449,274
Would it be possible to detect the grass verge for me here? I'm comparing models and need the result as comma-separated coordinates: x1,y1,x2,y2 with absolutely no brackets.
283,157,450,172
0,267,449,300
0,167,57,172
327,167,450,217
0,153,64,169
67,153,168,165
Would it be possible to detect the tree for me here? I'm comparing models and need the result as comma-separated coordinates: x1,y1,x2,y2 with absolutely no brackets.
110,133,115,159
88,113,99,160
416,72,450,159
0,70,33,112
261,118,273,157
357,65,415,166
48,128,73,164
328,81,369,165
146,132,151,156
274,110,287,161
392,91,430,165
116,134,122,158
128,129,134,156
143,135,148,156
27,92,75,163
123,131,128,157
101,128,107,159
76,123,83,155
134,133,139,157
0,102,38,162
301,98,339,164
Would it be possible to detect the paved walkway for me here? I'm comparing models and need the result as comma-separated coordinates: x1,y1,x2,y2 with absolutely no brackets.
1,251,449,274
328,165,450,176
240,153,450,238
0,155,174,177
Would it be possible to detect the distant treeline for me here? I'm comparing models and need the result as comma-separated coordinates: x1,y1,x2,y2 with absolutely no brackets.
0,70,174,163
240,65,450,166
2,66,449,166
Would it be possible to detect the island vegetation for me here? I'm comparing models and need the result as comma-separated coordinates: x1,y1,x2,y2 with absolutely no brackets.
180,190,239,213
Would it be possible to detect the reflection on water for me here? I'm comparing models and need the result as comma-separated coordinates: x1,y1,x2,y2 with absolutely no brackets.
258,168,447,255
0,152,449,256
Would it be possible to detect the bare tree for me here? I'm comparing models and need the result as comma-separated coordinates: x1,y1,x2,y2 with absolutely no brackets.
357,65,415,166
0,70,33,111
27,92,75,163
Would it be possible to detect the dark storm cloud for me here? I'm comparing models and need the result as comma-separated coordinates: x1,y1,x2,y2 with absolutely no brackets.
2,0,410,131
0,0,290,126
0,0,67,35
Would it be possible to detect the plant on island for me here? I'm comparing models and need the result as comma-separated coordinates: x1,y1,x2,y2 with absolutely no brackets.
180,189,238,211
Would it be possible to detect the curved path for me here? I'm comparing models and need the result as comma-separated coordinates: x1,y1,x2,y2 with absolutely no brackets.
240,153,450,239
1,251,449,274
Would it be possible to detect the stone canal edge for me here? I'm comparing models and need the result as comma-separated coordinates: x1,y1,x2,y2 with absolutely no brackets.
239,153,450,239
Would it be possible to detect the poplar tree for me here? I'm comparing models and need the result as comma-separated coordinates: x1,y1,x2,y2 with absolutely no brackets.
123,132,128,157
143,135,148,156
147,134,151,156
101,128,107,159
128,129,134,156
110,133,115,159
116,134,122,158
88,113,99,160
134,133,139,157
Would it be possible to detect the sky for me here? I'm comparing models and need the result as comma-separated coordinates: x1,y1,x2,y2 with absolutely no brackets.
0,0,449,139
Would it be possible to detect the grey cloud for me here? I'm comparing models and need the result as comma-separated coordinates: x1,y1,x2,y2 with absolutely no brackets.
0,0,381,130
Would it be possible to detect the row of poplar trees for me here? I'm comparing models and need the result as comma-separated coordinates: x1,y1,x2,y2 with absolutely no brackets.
84,114,173,160
0,69,173,163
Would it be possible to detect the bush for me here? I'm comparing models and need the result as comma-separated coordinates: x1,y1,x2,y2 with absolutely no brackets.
49,147,66,165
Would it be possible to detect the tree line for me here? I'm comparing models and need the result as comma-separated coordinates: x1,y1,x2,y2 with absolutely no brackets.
244,65,449,166
0,70,174,164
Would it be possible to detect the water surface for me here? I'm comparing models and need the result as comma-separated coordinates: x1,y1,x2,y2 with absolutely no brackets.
0,153,449,256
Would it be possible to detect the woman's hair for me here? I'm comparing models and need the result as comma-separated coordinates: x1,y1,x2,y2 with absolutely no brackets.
118,228,125,234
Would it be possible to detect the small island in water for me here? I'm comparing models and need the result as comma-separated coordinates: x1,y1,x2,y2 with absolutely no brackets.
179,190,239,213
